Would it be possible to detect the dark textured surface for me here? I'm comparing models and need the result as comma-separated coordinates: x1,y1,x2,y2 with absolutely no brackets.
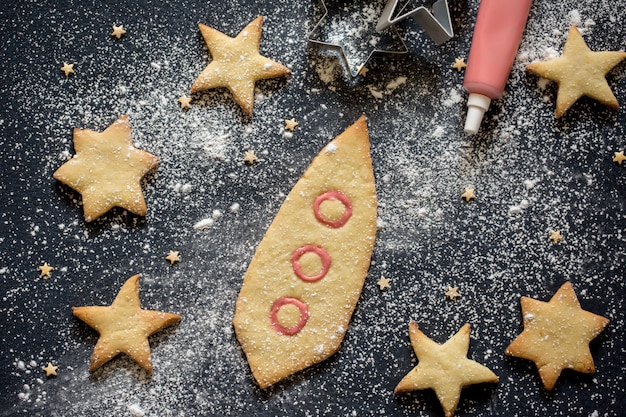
1,0,625,416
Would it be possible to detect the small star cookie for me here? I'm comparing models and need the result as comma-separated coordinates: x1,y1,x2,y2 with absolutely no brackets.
43,362,58,377
60,62,74,77
377,276,390,291
38,262,54,278
461,187,476,202
178,96,192,109
111,24,126,39
190,16,290,116
549,230,563,244
452,58,467,72
243,150,258,165
505,281,609,391
613,150,626,165
395,322,498,417
53,115,159,222
284,118,299,131
166,250,180,265
445,286,460,300
72,275,181,374
526,26,626,118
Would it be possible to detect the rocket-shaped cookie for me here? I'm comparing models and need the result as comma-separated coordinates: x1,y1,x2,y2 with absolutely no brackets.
233,116,377,388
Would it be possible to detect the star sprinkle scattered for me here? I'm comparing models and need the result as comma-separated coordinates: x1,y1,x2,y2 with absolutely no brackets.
613,150,626,165
178,96,192,110
42,362,58,377
452,58,467,72
549,230,563,244
461,187,476,202
53,115,159,222
526,26,626,118
358,65,369,77
395,322,498,417
377,276,391,291
166,250,180,265
190,16,290,116
111,24,126,39
72,274,181,374
60,62,74,77
38,262,54,278
505,281,609,391
243,150,258,165
284,118,299,131
445,286,460,301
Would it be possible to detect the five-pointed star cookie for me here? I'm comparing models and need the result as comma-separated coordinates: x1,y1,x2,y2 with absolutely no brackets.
190,16,290,116
505,281,609,391
53,115,159,222
395,322,498,417
461,187,476,202
377,276,391,291
165,250,180,265
60,62,74,77
613,150,626,165
38,262,54,278
526,26,626,118
72,274,181,374
111,24,126,39
43,362,58,377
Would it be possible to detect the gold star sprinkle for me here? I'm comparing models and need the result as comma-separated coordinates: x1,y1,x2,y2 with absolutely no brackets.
461,187,476,202
60,62,74,77
38,262,54,278
178,96,192,110
43,362,58,377
166,250,180,265
358,65,369,77
377,276,391,291
526,26,626,118
111,24,126,39
613,150,626,165
452,58,467,72
284,118,299,131
396,322,498,417
445,286,460,301
243,150,258,165
549,230,563,244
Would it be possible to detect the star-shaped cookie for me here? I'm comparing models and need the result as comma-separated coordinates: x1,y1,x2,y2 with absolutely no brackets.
53,115,159,222
505,281,609,391
190,16,290,116
526,26,626,118
72,275,181,374
395,322,498,417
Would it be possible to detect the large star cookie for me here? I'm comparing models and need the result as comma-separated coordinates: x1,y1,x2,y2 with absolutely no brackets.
72,275,181,374
190,16,290,116
526,25,626,118
53,115,159,222
395,322,498,417
233,116,377,388
505,281,609,391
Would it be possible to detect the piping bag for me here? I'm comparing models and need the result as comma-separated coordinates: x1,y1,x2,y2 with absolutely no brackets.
463,0,534,134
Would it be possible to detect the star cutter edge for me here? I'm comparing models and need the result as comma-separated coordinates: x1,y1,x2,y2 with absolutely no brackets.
377,0,454,45
308,0,409,78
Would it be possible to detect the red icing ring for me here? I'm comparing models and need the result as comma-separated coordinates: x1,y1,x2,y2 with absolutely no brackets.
270,297,309,336
291,245,331,282
313,190,352,228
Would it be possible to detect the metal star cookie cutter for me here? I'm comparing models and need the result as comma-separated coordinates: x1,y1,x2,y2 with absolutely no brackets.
308,0,409,78
376,0,454,45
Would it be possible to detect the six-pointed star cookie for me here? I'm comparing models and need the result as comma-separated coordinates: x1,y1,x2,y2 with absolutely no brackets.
190,16,290,116
72,274,181,374
53,115,159,222
395,322,498,417
505,281,609,391
526,25,626,118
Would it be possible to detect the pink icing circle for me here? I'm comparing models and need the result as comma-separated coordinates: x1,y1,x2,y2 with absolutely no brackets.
313,190,353,228
270,297,309,336
291,245,331,282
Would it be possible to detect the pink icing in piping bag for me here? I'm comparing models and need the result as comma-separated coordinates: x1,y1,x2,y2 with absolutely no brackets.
463,0,534,134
